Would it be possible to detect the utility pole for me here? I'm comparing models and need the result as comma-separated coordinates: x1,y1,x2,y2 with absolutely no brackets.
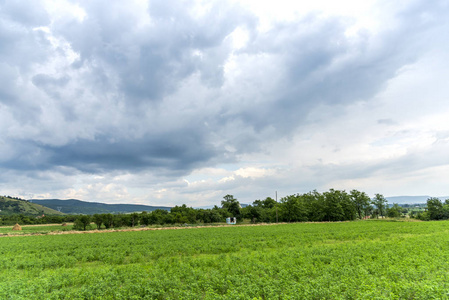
276,191,278,223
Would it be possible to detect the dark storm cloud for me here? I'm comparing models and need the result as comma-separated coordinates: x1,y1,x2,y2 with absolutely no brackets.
0,0,447,180
2,131,222,175
44,133,219,173
52,0,256,103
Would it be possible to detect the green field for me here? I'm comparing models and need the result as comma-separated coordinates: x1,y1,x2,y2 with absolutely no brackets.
1,220,449,299
0,224,74,235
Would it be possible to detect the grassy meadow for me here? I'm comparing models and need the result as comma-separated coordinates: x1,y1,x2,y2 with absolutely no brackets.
1,220,449,299
0,224,74,235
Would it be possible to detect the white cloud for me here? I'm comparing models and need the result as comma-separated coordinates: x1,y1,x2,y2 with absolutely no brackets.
0,0,448,206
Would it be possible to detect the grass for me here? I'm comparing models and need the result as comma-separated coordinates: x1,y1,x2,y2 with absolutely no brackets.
1,220,449,299
0,224,74,235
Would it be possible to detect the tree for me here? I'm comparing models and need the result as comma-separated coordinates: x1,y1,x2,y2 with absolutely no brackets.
102,214,114,229
303,190,325,221
120,214,132,227
243,205,263,223
338,190,357,221
279,194,308,222
350,189,372,219
322,189,345,221
221,195,241,220
171,204,197,223
387,203,402,218
73,215,91,231
372,194,387,218
130,213,139,227
148,209,169,225
140,211,150,226
196,208,223,223
427,197,443,220
92,214,103,229
253,197,277,209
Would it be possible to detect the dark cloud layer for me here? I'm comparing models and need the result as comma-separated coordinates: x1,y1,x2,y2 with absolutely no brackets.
0,0,447,189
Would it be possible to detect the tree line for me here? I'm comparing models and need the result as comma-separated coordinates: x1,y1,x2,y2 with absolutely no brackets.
242,190,405,223
71,189,406,230
415,197,449,221
1,189,418,228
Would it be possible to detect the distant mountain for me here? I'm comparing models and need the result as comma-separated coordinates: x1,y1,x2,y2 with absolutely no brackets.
31,199,172,215
386,195,449,204
0,196,63,216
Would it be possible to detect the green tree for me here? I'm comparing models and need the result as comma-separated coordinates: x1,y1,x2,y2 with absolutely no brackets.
322,189,345,221
102,214,114,229
92,214,103,229
221,195,241,220
350,189,372,219
243,205,263,223
148,209,169,225
303,190,325,221
120,214,132,227
73,215,91,231
253,197,277,209
140,211,150,226
387,203,402,218
372,194,388,218
130,213,139,227
427,197,443,220
113,215,124,228
279,194,308,222
196,208,223,223
171,205,197,223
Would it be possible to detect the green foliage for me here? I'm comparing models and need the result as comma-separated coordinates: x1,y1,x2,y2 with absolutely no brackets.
387,203,403,218
279,194,308,222
73,215,91,231
273,189,370,223
92,214,103,229
427,197,444,220
196,207,225,223
253,197,276,209
372,193,388,218
0,224,74,235
419,197,449,221
350,189,372,219
102,214,114,229
0,196,63,216
221,194,241,220
30,199,172,215
2,222,449,299
2,191,433,230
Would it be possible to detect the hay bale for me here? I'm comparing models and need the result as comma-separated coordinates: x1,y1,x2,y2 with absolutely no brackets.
12,223,22,231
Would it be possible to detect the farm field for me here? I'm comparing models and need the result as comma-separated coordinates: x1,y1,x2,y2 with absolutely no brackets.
2,221,449,299
0,224,74,235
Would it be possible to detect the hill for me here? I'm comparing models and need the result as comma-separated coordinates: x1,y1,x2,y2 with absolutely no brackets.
30,199,172,215
386,195,449,204
0,196,63,216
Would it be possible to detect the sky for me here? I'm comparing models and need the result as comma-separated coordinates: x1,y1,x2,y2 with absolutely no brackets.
1,0,448,206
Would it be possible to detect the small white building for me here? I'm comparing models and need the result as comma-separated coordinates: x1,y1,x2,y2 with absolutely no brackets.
226,217,236,225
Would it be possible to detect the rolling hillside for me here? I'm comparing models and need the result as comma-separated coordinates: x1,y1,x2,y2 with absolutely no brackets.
0,196,63,216
31,199,172,215
386,195,449,204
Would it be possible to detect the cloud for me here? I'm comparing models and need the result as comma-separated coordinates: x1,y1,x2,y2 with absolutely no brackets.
0,0,448,204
